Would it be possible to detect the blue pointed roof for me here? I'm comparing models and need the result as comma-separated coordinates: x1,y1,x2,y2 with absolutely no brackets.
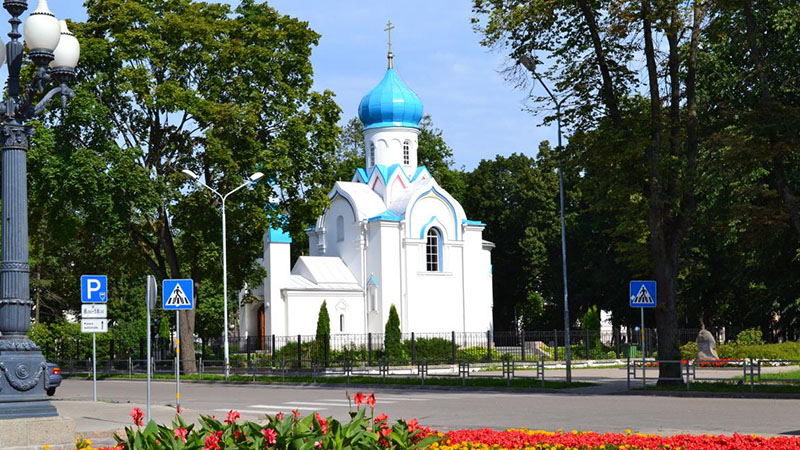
358,68,423,130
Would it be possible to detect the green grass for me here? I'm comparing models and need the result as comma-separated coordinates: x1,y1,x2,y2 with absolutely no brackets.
62,372,593,389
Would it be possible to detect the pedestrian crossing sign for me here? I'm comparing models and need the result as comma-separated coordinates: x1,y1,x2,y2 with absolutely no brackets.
163,279,194,310
630,280,657,308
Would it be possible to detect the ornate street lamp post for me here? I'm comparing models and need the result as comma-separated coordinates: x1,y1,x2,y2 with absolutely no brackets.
0,0,79,419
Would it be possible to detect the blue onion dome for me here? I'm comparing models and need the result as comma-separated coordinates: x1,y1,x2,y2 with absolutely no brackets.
358,68,424,130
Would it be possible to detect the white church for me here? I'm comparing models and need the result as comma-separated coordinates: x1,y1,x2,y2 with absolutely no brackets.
239,49,494,339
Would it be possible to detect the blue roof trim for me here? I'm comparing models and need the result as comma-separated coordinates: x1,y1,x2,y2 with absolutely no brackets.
354,168,369,183
367,210,404,222
268,227,292,243
462,219,486,226
353,164,431,187
367,275,379,287
304,226,315,232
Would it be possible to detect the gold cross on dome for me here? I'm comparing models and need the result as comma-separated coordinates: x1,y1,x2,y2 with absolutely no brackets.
385,20,395,68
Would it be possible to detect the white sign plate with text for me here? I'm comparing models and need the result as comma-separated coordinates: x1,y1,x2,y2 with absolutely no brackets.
81,319,108,333
81,304,107,319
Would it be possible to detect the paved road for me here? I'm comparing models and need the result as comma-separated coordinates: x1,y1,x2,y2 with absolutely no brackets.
54,378,800,437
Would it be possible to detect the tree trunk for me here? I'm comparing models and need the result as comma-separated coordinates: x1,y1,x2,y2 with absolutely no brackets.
576,0,622,128
159,204,198,374
642,0,683,384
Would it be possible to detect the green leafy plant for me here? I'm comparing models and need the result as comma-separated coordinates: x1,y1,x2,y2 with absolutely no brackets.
384,305,404,360
115,394,438,450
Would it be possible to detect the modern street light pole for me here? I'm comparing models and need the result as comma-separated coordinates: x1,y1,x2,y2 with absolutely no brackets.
519,55,572,385
182,169,264,380
0,0,80,418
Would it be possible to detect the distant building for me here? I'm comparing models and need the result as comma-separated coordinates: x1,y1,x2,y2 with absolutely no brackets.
239,49,494,338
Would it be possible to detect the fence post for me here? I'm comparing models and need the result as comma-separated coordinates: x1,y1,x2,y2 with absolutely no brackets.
451,331,456,364
585,329,590,360
553,330,559,361
199,357,203,380
271,335,276,367
297,335,302,369
368,333,373,366
750,357,754,393
486,330,492,362
411,332,416,365
324,334,330,368
521,331,526,361
128,357,132,379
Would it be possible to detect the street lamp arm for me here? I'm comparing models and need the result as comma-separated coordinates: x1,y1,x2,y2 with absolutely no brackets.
29,83,74,118
223,179,254,202
195,180,223,201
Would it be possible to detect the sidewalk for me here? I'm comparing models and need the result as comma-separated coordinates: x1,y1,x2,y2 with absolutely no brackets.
53,401,208,447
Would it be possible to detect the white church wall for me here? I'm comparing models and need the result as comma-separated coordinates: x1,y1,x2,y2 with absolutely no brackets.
462,227,493,332
284,291,365,336
364,127,420,176
407,193,462,243
373,222,402,333
322,197,363,284
404,240,465,332
263,240,291,337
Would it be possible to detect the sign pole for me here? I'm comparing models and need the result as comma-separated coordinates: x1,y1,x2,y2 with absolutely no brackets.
641,307,645,389
146,275,154,423
176,310,180,413
92,332,97,402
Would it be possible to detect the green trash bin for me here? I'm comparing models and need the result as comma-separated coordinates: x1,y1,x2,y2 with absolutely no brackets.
627,344,638,358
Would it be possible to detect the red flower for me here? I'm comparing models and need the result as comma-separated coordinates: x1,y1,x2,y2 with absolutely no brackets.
314,441,323,449
374,413,388,424
204,431,222,450
262,428,278,445
366,393,376,409
174,428,188,444
275,412,285,421
408,418,418,433
354,392,365,407
315,412,329,434
292,409,301,419
225,409,240,425
130,407,144,427
380,426,391,438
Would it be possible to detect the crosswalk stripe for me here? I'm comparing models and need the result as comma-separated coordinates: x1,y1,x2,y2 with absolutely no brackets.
215,409,281,415
284,401,366,406
249,405,326,411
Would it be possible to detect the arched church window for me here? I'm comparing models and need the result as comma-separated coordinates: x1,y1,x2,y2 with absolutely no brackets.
368,285,377,312
369,142,375,165
336,215,344,242
403,141,410,165
426,228,441,272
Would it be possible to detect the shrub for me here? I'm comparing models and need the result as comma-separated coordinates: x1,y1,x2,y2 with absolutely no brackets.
404,337,452,361
734,328,765,346
315,301,330,361
384,305,403,360
456,346,502,362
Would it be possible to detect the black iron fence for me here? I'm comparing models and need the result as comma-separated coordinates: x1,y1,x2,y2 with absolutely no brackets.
45,328,740,367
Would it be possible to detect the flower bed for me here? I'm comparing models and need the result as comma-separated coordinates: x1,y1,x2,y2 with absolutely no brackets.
437,428,800,450
47,394,800,449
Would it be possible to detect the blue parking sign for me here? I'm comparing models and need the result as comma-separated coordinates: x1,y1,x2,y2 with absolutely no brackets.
81,275,108,303
630,280,657,308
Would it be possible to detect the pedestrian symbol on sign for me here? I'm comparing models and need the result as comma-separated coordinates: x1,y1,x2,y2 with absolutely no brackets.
162,279,194,310
629,280,657,308
165,284,191,307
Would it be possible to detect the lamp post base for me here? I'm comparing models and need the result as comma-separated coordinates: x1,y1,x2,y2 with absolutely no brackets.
0,347,57,419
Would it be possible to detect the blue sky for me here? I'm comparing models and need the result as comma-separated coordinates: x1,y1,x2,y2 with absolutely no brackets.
44,1,556,170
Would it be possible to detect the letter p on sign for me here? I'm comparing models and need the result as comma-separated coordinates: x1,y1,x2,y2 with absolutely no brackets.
81,275,108,303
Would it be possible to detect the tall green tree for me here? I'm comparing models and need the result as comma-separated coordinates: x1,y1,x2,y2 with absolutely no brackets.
384,304,403,360
316,301,331,340
31,0,340,373
473,0,706,383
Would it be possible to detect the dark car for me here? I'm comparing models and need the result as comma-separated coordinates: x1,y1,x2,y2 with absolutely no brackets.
46,362,62,396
